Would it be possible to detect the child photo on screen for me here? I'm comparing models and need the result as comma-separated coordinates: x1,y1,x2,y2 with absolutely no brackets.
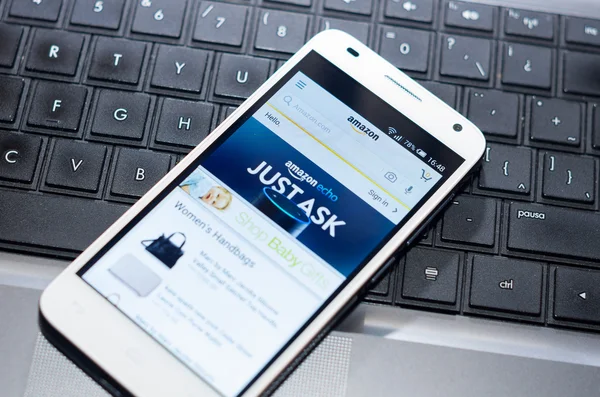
180,169,232,211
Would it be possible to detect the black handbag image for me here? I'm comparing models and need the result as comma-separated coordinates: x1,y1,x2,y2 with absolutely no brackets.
141,232,186,268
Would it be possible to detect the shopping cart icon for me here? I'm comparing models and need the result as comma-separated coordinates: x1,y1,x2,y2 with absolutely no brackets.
421,169,432,182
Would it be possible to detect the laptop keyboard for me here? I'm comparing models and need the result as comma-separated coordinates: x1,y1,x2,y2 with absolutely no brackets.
1,0,600,334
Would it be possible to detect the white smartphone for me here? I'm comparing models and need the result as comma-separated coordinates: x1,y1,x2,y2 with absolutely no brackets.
39,30,485,397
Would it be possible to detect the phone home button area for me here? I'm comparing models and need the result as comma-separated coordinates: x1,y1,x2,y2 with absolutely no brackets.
468,256,543,317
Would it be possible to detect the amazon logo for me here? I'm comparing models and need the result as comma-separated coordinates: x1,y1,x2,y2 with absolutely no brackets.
347,116,379,141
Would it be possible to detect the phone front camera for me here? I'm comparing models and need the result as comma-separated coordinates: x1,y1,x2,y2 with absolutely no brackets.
453,123,463,132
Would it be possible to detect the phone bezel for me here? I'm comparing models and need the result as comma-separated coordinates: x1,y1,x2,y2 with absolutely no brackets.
40,30,486,397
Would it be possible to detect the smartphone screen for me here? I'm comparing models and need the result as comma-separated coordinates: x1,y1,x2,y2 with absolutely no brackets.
79,51,463,396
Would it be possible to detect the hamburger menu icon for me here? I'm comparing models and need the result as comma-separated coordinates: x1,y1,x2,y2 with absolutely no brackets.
253,187,311,237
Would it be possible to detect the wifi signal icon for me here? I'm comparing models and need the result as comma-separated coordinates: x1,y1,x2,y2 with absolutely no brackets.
388,127,397,135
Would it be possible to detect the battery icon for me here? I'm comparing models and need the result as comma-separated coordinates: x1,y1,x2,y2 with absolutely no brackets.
416,149,427,158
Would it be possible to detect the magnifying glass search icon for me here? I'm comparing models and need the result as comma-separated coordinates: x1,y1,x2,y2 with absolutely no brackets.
283,95,292,105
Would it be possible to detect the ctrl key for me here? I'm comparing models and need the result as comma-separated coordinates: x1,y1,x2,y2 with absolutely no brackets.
0,132,43,183
468,256,544,318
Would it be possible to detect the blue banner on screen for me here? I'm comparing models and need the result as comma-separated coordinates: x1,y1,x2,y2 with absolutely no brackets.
203,116,394,277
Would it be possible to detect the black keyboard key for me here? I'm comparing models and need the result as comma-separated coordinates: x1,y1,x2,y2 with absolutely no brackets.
444,1,495,32
0,76,25,123
379,27,431,73
419,81,457,108
554,267,600,325
501,43,552,89
0,24,24,68
401,248,460,304
469,256,543,316
319,18,370,45
565,17,600,47
194,2,248,47
46,140,107,192
27,82,87,132
479,144,532,194
91,90,150,141
224,106,237,120
131,0,187,38
384,0,433,23
440,34,491,81
0,190,127,253
267,0,311,7
507,202,600,261
563,52,600,97
504,8,555,40
542,153,595,203
0,132,42,183
111,148,171,199
26,29,84,76
466,89,519,137
255,10,309,54
71,0,125,30
155,99,214,148
10,0,62,22
215,54,270,100
324,0,373,15
151,45,208,93
593,105,600,149
530,98,581,146
441,195,497,247
88,37,147,85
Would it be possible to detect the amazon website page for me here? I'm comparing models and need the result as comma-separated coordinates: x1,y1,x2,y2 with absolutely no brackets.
81,54,458,397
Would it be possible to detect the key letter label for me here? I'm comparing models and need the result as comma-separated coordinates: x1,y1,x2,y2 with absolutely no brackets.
135,168,145,181
447,37,456,50
236,70,248,84
4,150,19,164
175,62,186,75
114,108,128,121
178,117,191,130
113,53,123,66
94,1,104,12
49,45,60,59
52,100,62,112
71,159,83,172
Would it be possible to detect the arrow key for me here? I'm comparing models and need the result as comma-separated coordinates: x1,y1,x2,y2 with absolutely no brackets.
45,139,108,193
554,267,600,325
